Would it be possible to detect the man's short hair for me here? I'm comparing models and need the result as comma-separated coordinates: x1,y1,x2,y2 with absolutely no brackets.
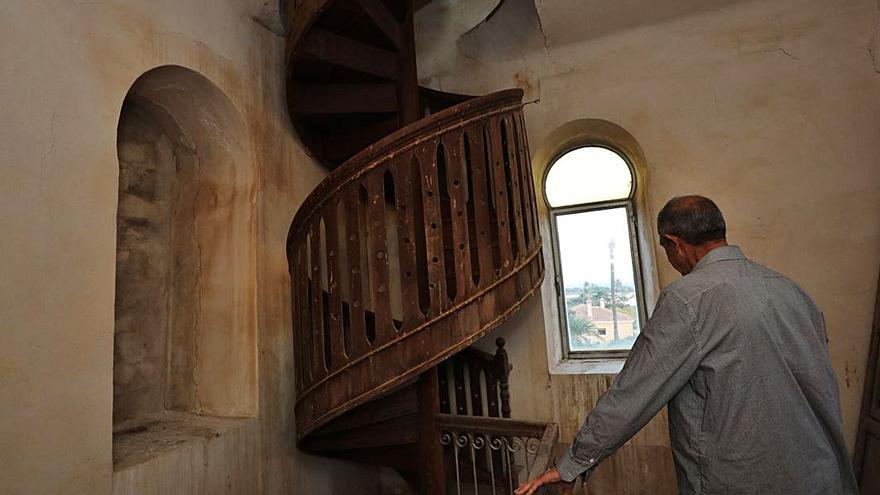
657,195,726,246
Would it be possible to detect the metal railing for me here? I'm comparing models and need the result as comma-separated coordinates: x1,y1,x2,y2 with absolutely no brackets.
437,414,558,495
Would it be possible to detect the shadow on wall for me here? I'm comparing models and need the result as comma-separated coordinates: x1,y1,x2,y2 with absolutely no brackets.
112,65,258,462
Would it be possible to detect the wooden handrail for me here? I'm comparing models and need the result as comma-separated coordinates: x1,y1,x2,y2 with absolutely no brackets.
287,89,544,440
526,423,560,482
436,414,547,438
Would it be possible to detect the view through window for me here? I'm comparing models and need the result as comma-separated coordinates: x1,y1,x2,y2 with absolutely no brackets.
545,147,645,356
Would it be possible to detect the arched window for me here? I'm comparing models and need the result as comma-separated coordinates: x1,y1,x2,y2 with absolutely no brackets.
545,146,647,359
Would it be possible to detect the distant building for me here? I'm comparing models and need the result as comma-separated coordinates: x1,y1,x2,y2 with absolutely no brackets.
569,299,635,344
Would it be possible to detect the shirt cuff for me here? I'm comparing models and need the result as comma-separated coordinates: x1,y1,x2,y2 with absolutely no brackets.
555,443,602,483
555,449,584,483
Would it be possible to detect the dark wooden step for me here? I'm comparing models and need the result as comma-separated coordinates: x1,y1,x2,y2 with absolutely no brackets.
310,383,418,437
319,120,399,165
291,83,399,114
302,413,419,452
355,0,404,49
325,444,421,471
300,28,400,79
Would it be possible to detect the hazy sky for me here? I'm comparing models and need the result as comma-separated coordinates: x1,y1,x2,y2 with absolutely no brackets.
556,207,636,288
545,147,632,207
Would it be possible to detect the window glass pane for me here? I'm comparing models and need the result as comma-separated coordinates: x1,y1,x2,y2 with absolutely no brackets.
556,207,641,352
545,147,633,207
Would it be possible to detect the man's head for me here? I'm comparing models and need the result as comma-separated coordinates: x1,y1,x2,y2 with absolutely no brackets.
657,195,728,275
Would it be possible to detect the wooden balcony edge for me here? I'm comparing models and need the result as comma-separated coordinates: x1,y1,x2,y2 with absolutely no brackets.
294,244,543,403
295,253,544,442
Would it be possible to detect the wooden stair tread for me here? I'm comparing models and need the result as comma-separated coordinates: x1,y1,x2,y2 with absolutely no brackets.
291,83,399,114
300,28,400,80
302,412,419,452
321,444,422,471
355,0,404,49
310,383,418,437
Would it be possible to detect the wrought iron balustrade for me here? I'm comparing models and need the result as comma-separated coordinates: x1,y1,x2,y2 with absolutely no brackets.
437,414,558,495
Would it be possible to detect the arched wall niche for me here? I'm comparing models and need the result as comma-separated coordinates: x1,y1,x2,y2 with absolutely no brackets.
113,65,257,433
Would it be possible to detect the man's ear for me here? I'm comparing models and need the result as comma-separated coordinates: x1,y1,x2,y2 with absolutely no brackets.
665,234,685,252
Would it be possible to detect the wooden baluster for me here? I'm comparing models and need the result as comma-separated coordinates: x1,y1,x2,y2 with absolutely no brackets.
442,132,474,299
485,368,500,418
502,115,527,260
323,202,347,369
511,112,534,253
344,187,369,355
465,125,496,287
397,0,419,125
415,142,447,314
494,338,511,418
437,360,450,414
289,243,301,393
300,235,315,387
515,110,542,285
293,240,309,391
365,172,394,344
417,367,445,495
501,115,530,298
516,111,539,243
453,356,468,415
309,220,327,377
392,155,426,329
487,117,513,270
468,362,484,417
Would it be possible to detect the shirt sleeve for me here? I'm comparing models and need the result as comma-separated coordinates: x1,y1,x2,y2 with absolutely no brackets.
555,290,703,482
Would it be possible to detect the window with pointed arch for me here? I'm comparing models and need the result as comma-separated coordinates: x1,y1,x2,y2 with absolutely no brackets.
544,146,648,359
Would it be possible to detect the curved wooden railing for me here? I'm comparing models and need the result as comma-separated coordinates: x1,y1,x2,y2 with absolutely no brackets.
287,89,544,440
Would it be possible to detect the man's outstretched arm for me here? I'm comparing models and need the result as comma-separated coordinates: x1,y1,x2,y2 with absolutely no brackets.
521,289,703,492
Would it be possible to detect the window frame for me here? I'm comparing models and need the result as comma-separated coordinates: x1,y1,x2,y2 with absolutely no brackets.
543,144,649,361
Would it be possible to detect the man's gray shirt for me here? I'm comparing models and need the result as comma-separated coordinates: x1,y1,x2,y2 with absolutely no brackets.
556,246,858,494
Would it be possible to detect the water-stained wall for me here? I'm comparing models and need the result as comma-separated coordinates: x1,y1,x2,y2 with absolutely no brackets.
0,1,389,494
423,0,880,493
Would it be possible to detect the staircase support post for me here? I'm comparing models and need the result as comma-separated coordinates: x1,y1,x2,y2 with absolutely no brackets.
398,1,419,126
417,367,445,495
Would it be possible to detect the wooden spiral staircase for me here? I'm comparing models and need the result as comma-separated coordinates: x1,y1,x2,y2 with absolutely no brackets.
284,1,554,493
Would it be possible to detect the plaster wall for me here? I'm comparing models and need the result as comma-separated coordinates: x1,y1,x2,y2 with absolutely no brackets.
0,1,386,493
425,0,880,490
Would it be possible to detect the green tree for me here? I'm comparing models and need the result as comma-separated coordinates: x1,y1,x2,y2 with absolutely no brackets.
567,310,599,342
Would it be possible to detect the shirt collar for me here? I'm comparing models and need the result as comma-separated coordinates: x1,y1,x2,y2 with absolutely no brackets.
692,245,745,272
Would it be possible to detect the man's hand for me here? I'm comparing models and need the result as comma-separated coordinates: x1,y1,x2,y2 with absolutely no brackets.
514,467,575,495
